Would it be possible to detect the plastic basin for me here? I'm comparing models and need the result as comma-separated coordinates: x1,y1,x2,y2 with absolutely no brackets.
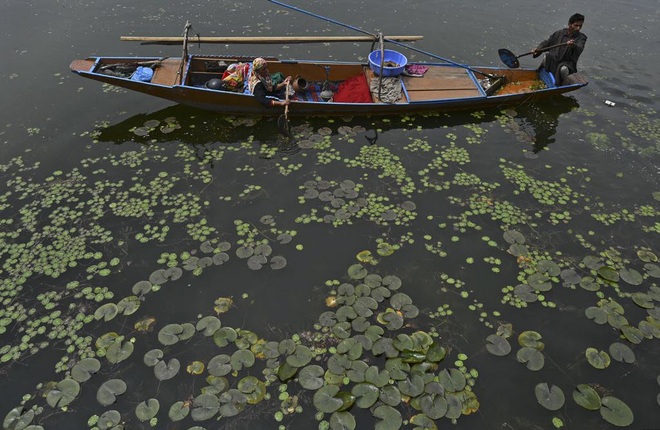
368,50,407,76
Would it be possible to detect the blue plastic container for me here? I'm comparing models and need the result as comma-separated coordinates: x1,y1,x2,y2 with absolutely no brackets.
368,50,408,76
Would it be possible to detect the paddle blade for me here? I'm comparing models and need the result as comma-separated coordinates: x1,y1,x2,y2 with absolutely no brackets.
277,114,290,136
498,48,520,68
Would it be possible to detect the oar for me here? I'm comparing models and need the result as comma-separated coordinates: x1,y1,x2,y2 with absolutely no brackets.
267,0,500,79
277,82,291,136
498,42,568,68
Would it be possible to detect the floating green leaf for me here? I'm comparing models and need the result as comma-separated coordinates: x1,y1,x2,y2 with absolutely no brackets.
351,383,379,408
516,347,544,371
600,396,634,427
619,268,643,285
158,324,184,346
154,358,180,381
330,411,356,430
313,385,343,413
106,339,134,364
3,407,34,430
485,334,511,356
348,264,368,280
46,378,80,408
299,365,325,390
231,349,255,371
191,393,220,421
168,401,190,421
374,405,402,430
196,315,221,336
144,349,163,367
535,383,565,411
420,394,448,420
608,342,635,363
135,398,159,422
518,331,544,350
572,384,601,410
98,410,121,428
585,348,610,369
71,357,101,382
97,379,127,406
597,266,620,282
94,303,118,321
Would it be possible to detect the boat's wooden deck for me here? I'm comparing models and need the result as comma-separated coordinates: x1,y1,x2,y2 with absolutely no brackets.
152,59,185,85
402,67,482,101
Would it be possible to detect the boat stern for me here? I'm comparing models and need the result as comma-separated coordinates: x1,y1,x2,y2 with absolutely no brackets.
70,58,97,73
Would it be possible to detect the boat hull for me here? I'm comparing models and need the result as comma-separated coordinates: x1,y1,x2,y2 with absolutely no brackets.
70,55,587,117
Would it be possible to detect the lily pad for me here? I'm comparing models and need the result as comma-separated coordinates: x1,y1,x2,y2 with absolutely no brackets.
485,334,511,356
516,347,544,371
3,407,34,430
351,383,379,408
135,398,159,422
600,396,634,427
168,401,190,421
116,296,141,315
621,325,643,344
420,394,448,420
208,354,232,376
597,266,620,282
143,349,163,367
365,366,390,387
619,268,643,285
373,405,402,430
608,342,635,363
299,365,325,390
212,327,237,348
514,284,538,302
158,323,184,346
585,348,610,369
518,331,544,350
98,410,121,428
106,339,134,364
191,393,220,421
94,303,119,321
71,357,101,382
46,379,80,408
196,316,222,336
97,379,127,406
313,385,343,413
535,383,565,411
330,411,356,430
399,374,425,397
379,385,401,407
503,230,525,244
572,384,601,410
231,349,255,371
438,369,466,392
238,376,266,404
154,358,181,381
527,273,552,292
348,264,368,280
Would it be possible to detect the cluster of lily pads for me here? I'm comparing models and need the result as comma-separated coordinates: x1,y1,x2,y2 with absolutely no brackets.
1,107,659,430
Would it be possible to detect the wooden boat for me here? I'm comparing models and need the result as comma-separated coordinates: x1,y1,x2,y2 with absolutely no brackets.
70,10,587,117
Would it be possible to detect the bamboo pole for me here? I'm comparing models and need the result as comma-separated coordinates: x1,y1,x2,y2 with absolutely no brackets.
120,35,423,45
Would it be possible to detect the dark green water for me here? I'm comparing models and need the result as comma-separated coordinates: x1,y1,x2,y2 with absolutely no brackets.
1,1,658,429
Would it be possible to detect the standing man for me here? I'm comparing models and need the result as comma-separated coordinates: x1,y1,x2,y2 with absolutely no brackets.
533,13,587,85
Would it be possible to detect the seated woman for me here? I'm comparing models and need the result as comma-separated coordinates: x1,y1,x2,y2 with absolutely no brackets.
247,57,291,108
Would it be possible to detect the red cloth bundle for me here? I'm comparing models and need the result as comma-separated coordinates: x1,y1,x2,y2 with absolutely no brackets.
332,74,373,103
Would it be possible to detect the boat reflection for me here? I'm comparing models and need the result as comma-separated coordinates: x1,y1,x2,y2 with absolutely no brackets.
95,95,580,155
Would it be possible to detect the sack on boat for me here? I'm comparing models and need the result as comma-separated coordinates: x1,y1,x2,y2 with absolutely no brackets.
131,66,154,82
221,63,249,92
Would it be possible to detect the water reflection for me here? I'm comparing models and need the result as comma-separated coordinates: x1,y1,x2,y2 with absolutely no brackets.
96,95,580,154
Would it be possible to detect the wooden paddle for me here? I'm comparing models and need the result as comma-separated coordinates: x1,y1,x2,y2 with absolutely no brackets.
277,82,291,136
498,42,568,68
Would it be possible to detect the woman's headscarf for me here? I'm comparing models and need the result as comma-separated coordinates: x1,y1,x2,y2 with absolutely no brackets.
248,57,274,93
